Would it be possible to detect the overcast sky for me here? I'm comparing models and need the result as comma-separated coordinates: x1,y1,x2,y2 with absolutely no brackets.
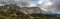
0,0,60,14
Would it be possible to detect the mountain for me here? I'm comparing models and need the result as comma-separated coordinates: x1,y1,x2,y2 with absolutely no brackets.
0,4,46,18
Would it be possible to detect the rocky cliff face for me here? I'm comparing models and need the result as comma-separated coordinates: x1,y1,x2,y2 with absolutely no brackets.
20,7,47,14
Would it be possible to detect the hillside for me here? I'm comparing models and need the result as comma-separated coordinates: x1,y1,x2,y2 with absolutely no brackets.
0,4,59,19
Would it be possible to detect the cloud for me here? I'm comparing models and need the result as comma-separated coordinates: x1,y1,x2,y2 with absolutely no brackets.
38,0,60,14
0,0,60,14
2,0,38,7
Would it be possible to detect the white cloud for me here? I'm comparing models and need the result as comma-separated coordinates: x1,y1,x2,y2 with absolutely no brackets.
0,4,5,6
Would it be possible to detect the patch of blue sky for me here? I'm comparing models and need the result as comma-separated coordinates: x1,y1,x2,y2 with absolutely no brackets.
32,0,40,4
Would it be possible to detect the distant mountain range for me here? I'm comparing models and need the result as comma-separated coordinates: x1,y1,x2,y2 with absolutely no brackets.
0,4,60,17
